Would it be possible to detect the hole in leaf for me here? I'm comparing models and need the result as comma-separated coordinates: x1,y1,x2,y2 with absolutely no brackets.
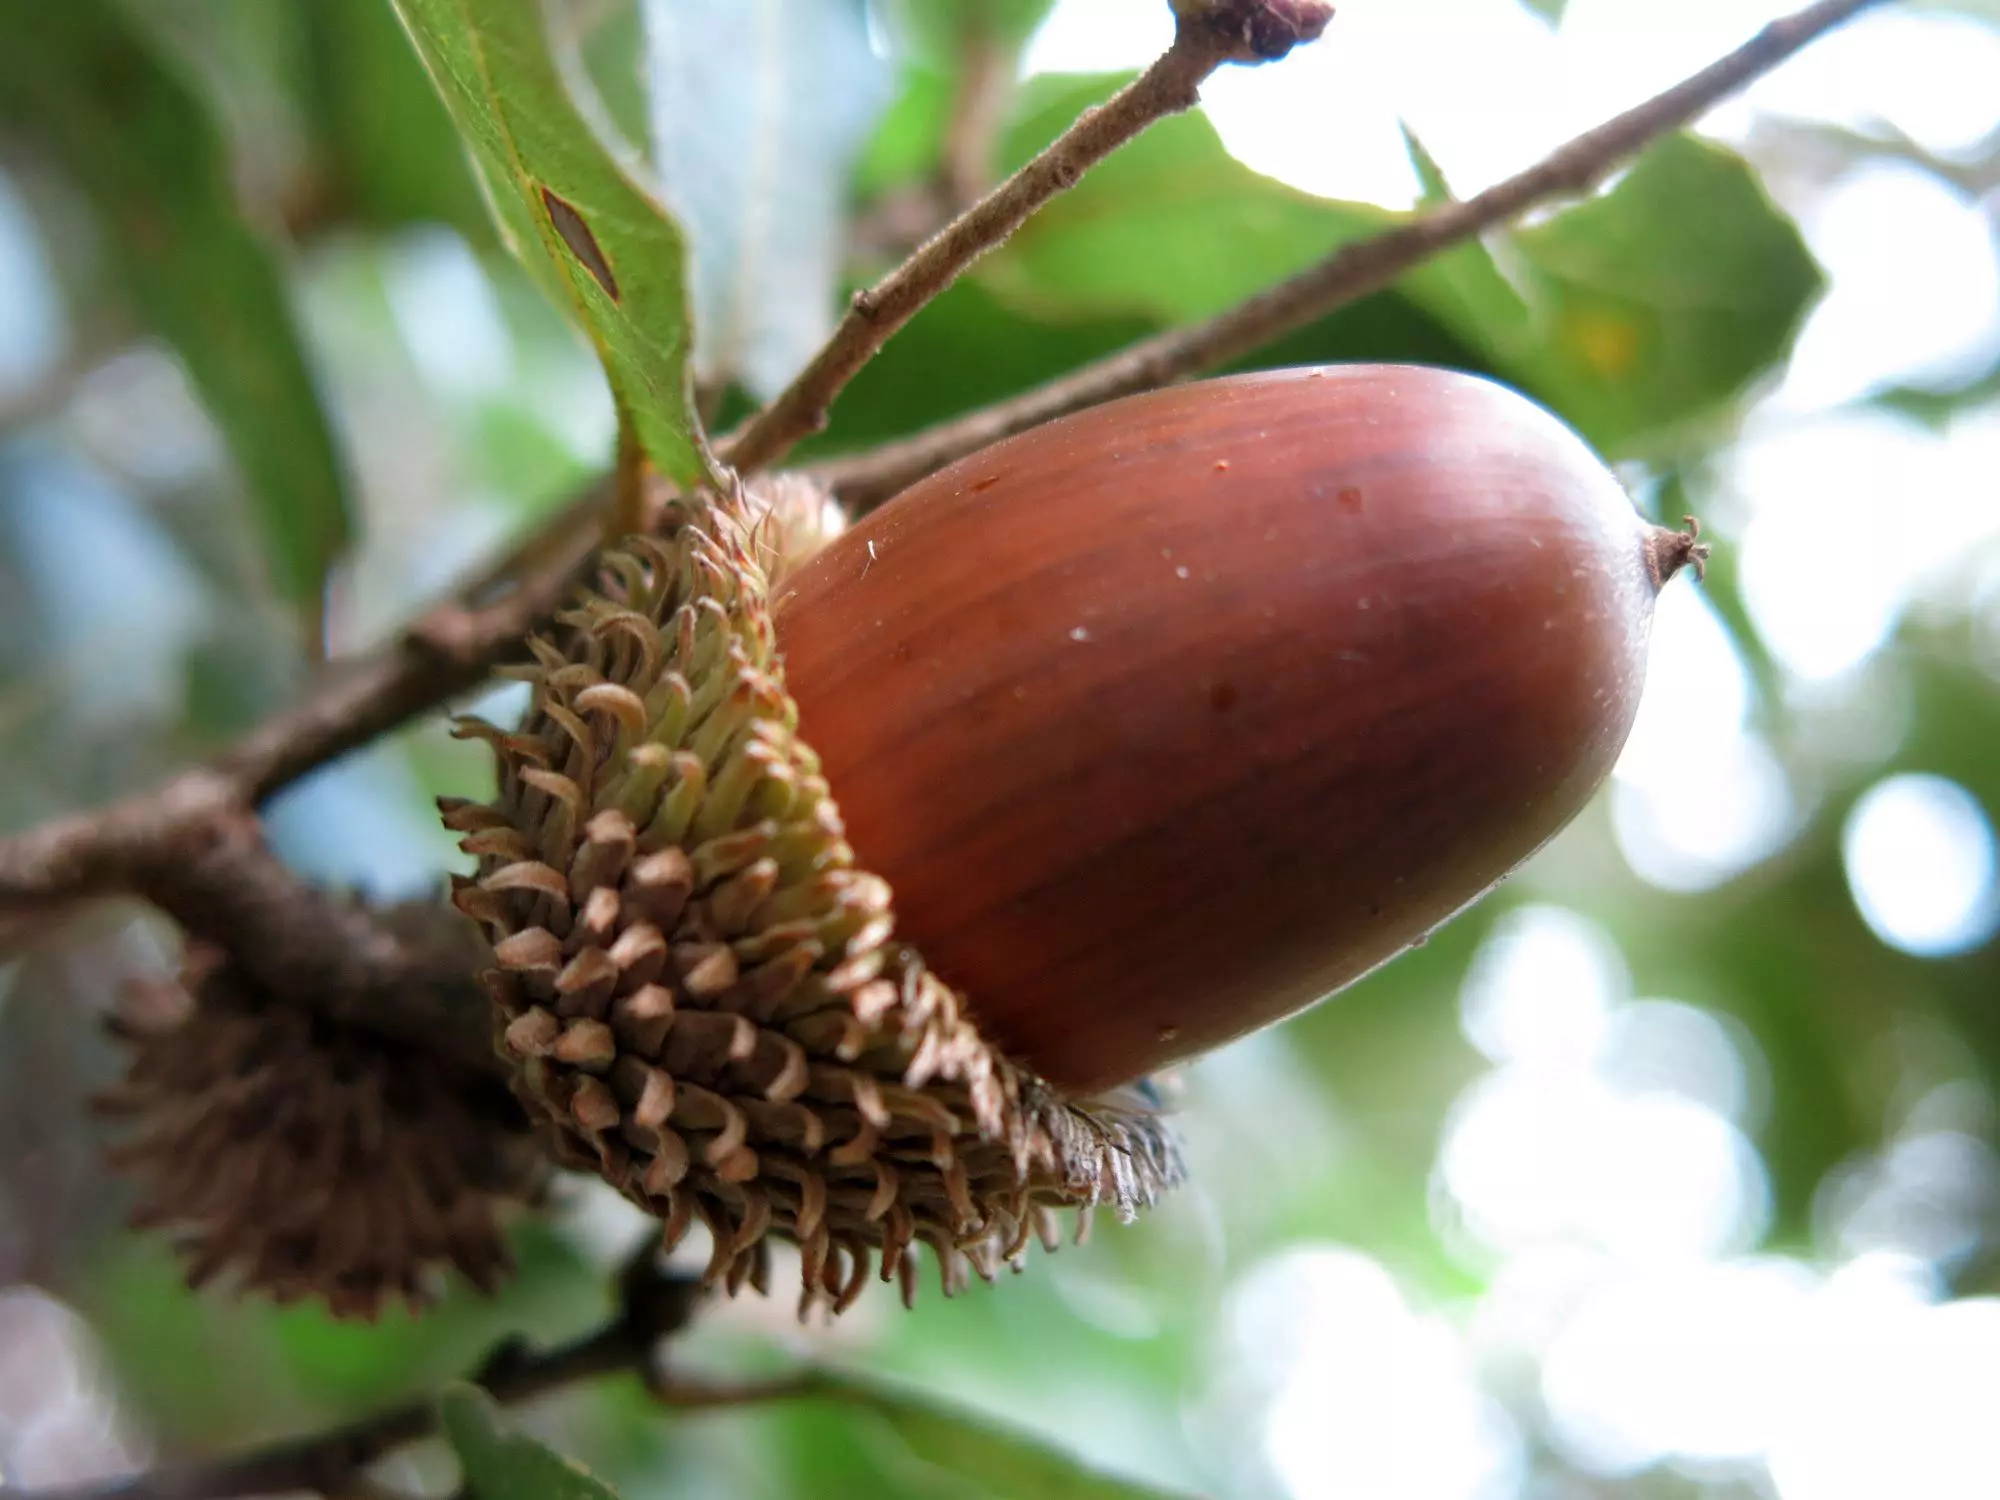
539,186,620,301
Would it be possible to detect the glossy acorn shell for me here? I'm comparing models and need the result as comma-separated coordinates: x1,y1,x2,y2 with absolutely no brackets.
775,366,1662,1096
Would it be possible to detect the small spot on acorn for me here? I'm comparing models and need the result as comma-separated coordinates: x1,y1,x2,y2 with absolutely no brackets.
1337,486,1364,512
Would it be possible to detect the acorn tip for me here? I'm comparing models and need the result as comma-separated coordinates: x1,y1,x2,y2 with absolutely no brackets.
1645,515,1710,591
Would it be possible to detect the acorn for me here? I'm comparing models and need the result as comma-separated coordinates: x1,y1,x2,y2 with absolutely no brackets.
775,364,1705,1094
449,364,1699,1311
96,905,544,1319
446,490,1181,1315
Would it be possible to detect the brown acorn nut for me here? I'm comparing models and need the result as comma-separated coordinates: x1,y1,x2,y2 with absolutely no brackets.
446,490,1180,1314
775,364,1705,1097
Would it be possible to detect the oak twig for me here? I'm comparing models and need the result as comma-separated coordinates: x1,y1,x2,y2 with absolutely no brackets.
224,473,617,804
0,784,496,1072
808,0,1887,513
0,473,612,915
11,1260,730,1500
717,0,1333,476
0,473,618,1077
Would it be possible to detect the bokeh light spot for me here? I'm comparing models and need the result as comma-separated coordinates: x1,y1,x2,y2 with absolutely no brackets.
1541,1258,1817,1476
1595,1000,1760,1127
1612,585,1793,891
1457,905,1626,1067
1822,1129,2000,1272
1777,161,2000,410
1228,1247,1524,1500
1768,1260,2000,1500
1441,1074,1768,1264
0,170,66,400
383,227,515,400
1734,411,2000,684
1841,774,1999,957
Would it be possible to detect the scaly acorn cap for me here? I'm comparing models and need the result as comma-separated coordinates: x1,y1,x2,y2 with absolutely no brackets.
96,906,545,1320
445,483,1182,1314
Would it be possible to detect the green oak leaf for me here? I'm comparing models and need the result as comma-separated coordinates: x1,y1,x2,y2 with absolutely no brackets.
839,1375,1206,1500
977,74,1820,456
390,0,712,486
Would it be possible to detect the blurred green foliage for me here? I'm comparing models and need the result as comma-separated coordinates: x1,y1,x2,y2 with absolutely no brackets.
444,1384,628,1500
0,0,353,625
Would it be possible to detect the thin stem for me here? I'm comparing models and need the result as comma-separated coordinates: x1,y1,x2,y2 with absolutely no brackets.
717,2,1332,476
15,1267,718,1500
809,0,1888,513
224,472,617,804
0,472,613,914
0,771,241,909
0,779,496,1071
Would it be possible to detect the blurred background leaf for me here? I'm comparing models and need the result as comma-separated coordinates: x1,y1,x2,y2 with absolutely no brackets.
0,0,353,625
876,0,1061,66
960,73,1821,458
442,1383,626,1500
1503,133,1824,453
641,0,891,401
832,1375,1203,1500
302,0,497,239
